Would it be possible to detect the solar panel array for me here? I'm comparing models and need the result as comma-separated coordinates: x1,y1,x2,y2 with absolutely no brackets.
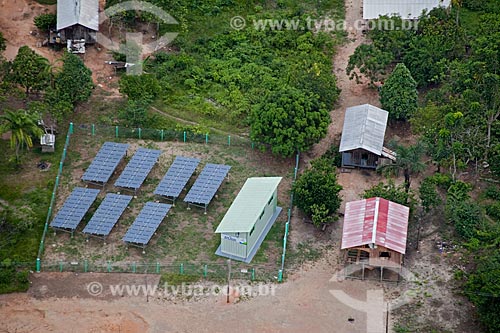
154,156,200,199
50,187,100,231
82,142,129,183
184,163,231,206
115,148,162,190
82,193,132,237
123,202,172,245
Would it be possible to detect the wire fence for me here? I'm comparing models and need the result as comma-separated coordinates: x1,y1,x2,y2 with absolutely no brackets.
29,122,299,283
71,123,260,148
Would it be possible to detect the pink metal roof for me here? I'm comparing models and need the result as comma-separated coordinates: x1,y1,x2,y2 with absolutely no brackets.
341,197,410,254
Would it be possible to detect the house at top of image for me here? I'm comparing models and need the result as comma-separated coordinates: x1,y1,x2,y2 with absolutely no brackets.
363,0,451,20
215,177,283,263
339,104,396,169
53,0,99,53
341,197,410,281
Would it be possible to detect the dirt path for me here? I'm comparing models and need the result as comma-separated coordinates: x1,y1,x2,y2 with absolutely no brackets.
306,0,379,162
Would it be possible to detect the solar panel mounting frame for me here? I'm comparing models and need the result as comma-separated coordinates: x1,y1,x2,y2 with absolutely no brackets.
183,163,231,213
153,156,200,204
114,148,162,193
81,142,129,187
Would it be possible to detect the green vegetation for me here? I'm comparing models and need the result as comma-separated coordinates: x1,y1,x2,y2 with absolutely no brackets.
363,181,415,211
159,272,200,286
0,109,44,163
294,158,342,227
380,63,418,121
34,13,56,31
10,46,50,94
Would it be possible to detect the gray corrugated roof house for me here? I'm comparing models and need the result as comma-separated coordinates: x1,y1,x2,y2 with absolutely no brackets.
57,0,99,31
55,0,98,49
339,104,391,169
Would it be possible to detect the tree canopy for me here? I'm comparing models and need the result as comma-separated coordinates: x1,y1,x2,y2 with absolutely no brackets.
250,86,330,157
380,63,418,121
293,158,342,227
9,46,49,94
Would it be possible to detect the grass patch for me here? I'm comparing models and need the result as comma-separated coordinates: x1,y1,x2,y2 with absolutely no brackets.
159,272,200,286
35,0,56,5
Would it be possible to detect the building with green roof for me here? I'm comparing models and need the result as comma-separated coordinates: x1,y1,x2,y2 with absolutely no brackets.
215,177,282,263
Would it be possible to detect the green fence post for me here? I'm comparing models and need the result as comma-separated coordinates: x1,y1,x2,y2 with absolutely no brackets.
59,161,63,173
132,262,136,273
138,128,142,139
251,142,254,149
36,258,41,273
183,131,186,142
59,261,63,272
228,135,231,146
156,262,160,274
69,122,74,134
180,263,184,274
278,269,283,282
84,260,88,273
160,129,164,141
205,133,209,144
251,268,255,281
203,264,207,278
92,124,95,136
107,261,111,272
115,126,119,138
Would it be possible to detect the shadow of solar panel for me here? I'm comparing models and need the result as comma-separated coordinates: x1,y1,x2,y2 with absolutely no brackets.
82,193,132,236
122,202,172,245
82,142,129,183
114,148,162,190
50,187,100,230
184,163,231,205
154,156,200,198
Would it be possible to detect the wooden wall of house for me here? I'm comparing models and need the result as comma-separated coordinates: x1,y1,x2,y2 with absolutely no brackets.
342,148,379,168
345,245,402,268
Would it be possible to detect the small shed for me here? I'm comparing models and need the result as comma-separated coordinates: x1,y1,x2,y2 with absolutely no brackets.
339,104,393,169
55,0,99,46
215,177,282,263
341,197,410,281
363,0,451,20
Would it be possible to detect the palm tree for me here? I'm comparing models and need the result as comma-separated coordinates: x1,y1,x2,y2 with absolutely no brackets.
381,141,426,193
0,109,44,163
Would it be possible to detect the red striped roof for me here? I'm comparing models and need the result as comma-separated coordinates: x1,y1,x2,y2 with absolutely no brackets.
341,197,410,254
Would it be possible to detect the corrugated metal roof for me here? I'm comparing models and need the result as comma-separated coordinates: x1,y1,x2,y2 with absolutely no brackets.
215,177,282,233
57,0,99,31
363,0,451,20
339,104,388,155
341,197,409,254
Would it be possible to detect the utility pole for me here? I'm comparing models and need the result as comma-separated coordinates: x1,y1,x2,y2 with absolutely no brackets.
226,259,231,303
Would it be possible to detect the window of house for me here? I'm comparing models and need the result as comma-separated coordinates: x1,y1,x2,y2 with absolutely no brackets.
379,252,390,258
235,232,240,237
250,225,255,236
268,195,274,205
259,209,265,220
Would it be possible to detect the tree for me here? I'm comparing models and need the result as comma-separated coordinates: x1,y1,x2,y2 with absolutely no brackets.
51,52,94,104
293,158,342,227
9,46,49,94
346,44,393,85
0,110,44,163
419,177,442,213
250,86,330,157
380,63,418,121
120,99,149,127
34,13,56,31
380,141,426,193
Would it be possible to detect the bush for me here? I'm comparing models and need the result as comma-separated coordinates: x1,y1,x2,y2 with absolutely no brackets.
34,13,56,30
484,185,500,200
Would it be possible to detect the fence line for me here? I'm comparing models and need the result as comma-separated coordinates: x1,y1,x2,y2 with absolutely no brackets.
278,152,300,282
36,123,74,272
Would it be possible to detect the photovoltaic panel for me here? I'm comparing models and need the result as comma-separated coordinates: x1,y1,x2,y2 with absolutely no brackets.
82,193,132,237
154,156,200,199
50,187,100,231
82,142,129,183
184,163,231,206
115,148,162,190
123,202,172,245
